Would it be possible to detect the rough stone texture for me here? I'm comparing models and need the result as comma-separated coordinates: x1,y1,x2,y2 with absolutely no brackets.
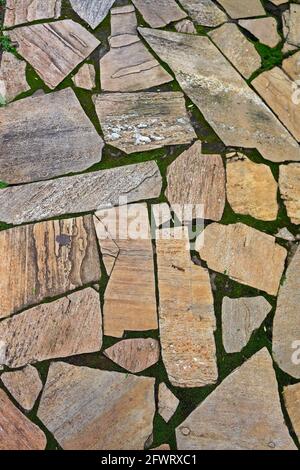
4,0,61,27
279,164,300,225
284,384,300,442
139,28,300,163
209,23,261,79
72,63,95,89
38,362,155,450
217,0,265,19
253,67,300,142
1,365,42,411
282,51,300,81
0,289,102,369
0,88,103,184
176,348,296,450
0,217,100,319
273,246,300,378
222,296,272,353
239,18,281,48
175,19,197,34
0,161,162,225
132,0,186,28
197,223,287,296
226,153,278,221
275,228,296,241
100,6,172,92
8,20,100,89
284,4,300,47
158,383,179,423
152,203,172,227
166,141,225,222
0,389,46,450
179,0,227,27
104,338,160,373
95,92,196,153
0,52,30,103
94,204,158,337
70,0,116,29
156,227,218,388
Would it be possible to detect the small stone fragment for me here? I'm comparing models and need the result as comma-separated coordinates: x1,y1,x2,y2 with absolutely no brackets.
95,92,196,153
152,203,172,227
239,18,280,48
151,444,171,450
72,63,95,89
4,0,61,27
38,362,155,450
132,0,186,28
104,338,160,373
175,19,197,34
209,23,261,79
217,0,266,19
275,227,296,241
197,223,287,296
179,0,227,27
270,0,287,5
279,164,300,225
0,52,30,103
226,153,278,221
70,0,116,29
158,383,179,422
222,296,272,353
1,365,42,411
283,383,300,442
282,51,300,81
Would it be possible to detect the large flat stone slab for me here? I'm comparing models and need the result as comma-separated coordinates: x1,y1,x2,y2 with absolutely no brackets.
176,348,296,450
156,227,217,388
1,365,42,411
0,52,30,103
0,88,104,184
38,362,155,450
284,384,300,442
179,0,227,27
132,0,186,28
139,28,300,163
95,92,196,153
104,338,160,373
70,0,116,29
0,161,162,225
4,0,61,27
279,164,300,225
217,0,265,18
8,20,100,89
197,223,287,296
239,18,281,48
0,217,100,319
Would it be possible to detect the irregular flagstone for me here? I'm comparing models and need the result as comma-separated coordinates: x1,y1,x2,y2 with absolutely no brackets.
273,245,300,378
0,389,46,450
197,223,287,296
284,4,300,47
279,164,300,225
253,67,300,142
4,0,61,27
226,152,278,221
0,88,104,184
0,217,100,319
276,227,296,242
222,296,272,353
139,28,300,163
0,161,162,225
72,63,95,89
217,0,266,19
95,92,196,153
282,51,300,81
8,20,100,89
156,226,218,388
132,0,186,28
239,18,281,48
175,19,197,34
179,0,227,27
38,362,155,450
158,383,179,423
70,0,116,29
284,384,300,442
1,365,42,411
0,52,30,103
209,23,261,79
176,348,296,450
94,203,158,337
0,288,102,369
165,141,225,222
104,338,160,373
100,5,172,92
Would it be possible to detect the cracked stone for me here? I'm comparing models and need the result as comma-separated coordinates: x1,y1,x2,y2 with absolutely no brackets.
4,0,61,27
70,0,116,29
158,383,179,422
72,63,96,89
217,0,266,19
279,164,300,225
104,338,160,373
178,0,227,27
0,52,30,103
132,0,186,28
239,18,281,48
1,365,42,411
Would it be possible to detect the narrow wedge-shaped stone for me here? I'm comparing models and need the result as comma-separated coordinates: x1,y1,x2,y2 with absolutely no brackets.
132,0,186,28
70,0,116,29
284,4,300,47
104,338,160,373
158,383,179,422
284,384,300,442
72,63,95,89
279,164,300,225
1,366,42,411
217,0,265,19
4,0,61,27
179,0,227,27
0,52,30,103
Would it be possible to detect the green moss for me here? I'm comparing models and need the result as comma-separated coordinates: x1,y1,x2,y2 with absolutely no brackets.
250,43,284,81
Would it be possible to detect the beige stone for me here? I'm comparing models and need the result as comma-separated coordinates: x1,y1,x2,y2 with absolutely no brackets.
156,227,218,388
176,348,296,450
100,6,172,92
151,444,171,450
179,0,227,27
70,0,116,29
282,51,300,81
226,153,278,221
0,52,30,103
239,18,280,48
270,0,286,5
152,203,172,227
0,216,100,319
72,63,95,89
284,383,300,441
197,223,287,296
175,19,197,34
1,365,42,410
0,389,46,450
209,23,261,79
104,338,160,373
4,0,61,27
217,0,265,18
139,28,300,163
158,383,179,422
38,362,155,450
284,4,300,47
279,164,300,225
132,0,186,28
275,227,296,241
166,141,225,222
8,20,100,89
94,204,158,337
